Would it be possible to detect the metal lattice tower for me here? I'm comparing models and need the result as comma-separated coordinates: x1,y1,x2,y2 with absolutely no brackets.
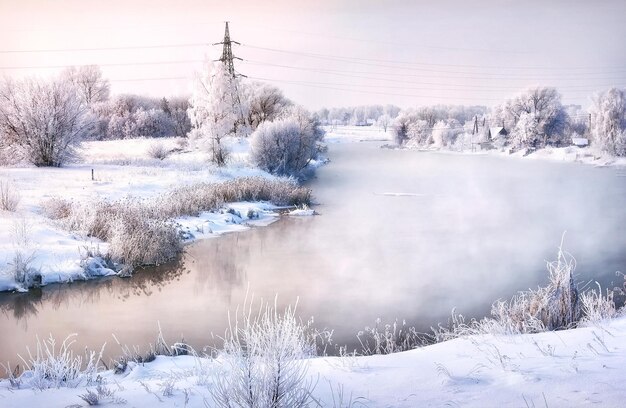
214,22,242,78
213,22,249,134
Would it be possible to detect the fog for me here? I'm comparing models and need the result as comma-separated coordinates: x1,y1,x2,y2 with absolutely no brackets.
0,143,624,362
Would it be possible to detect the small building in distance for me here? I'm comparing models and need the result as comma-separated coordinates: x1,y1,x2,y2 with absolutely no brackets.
571,137,589,147
488,127,508,141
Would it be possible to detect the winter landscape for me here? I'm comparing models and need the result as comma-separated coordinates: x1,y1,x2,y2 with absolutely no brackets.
0,1,625,407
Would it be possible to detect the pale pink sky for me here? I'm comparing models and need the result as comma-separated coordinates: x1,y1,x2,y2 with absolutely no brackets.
0,0,624,109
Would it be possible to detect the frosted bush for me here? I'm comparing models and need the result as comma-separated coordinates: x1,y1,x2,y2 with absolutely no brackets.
0,179,20,212
40,196,72,219
147,141,171,160
13,334,104,390
211,299,317,408
250,114,320,177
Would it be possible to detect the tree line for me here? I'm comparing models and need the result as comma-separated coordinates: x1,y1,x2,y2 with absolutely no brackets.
387,87,626,156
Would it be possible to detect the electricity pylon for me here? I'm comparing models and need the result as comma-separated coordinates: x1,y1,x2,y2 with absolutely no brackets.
214,21,243,79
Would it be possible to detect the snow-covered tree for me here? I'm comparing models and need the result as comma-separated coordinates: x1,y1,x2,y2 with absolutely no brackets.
431,119,462,148
0,76,90,166
167,97,192,137
188,62,244,165
61,65,110,105
377,114,392,132
407,119,432,146
589,88,626,156
242,81,292,130
511,112,541,149
134,108,174,138
498,87,568,148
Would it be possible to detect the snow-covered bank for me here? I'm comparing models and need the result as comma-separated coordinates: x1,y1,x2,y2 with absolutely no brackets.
324,125,626,167
2,316,625,407
0,137,312,292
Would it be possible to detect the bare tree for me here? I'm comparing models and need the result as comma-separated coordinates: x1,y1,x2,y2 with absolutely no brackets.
0,76,90,166
62,65,110,105
243,81,292,130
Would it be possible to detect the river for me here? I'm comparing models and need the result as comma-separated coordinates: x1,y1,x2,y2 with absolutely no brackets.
1,142,625,366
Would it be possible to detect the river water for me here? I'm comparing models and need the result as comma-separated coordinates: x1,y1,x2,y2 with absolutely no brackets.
1,142,625,365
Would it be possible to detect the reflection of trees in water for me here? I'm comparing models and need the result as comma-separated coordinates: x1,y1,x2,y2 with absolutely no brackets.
185,233,250,303
0,258,187,324
0,289,43,324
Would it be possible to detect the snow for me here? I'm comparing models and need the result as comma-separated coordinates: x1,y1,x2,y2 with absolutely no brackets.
0,137,280,292
287,207,315,216
2,316,625,407
323,125,392,143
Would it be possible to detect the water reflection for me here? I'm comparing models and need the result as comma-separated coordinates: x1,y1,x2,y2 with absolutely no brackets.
0,258,188,325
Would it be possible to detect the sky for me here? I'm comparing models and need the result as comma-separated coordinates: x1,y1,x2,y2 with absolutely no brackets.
0,0,624,110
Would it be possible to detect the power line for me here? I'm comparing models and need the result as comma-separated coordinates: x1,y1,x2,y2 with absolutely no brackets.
241,60,624,91
245,75,612,95
0,59,206,70
0,42,208,54
241,44,626,77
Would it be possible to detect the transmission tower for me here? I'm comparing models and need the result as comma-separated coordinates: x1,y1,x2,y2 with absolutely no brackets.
213,22,249,135
213,21,242,78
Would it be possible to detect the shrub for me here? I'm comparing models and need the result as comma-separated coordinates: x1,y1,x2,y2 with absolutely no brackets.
211,299,317,408
250,114,320,177
490,249,581,333
146,141,171,160
40,196,72,219
0,179,20,212
14,334,104,390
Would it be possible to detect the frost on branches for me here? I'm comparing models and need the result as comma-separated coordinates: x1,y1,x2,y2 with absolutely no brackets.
188,62,247,166
590,88,626,157
0,76,90,167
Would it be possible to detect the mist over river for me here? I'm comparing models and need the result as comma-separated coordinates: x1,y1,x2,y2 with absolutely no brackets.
1,142,625,365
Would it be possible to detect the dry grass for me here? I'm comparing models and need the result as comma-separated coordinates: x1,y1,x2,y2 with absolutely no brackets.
0,178,20,211
47,177,311,273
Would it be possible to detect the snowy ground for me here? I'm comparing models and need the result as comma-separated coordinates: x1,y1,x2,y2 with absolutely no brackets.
0,137,308,292
1,316,625,407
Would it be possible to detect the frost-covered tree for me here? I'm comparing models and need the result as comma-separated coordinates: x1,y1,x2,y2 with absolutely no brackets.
167,97,192,137
377,114,392,132
431,119,462,148
61,65,110,105
589,88,626,156
0,76,90,166
188,62,244,165
511,112,541,149
384,104,401,119
243,81,292,130
250,107,322,176
498,87,568,148
407,119,432,146
134,108,174,138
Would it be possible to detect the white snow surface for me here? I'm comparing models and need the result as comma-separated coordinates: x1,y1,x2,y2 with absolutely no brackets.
1,316,625,407
0,137,281,292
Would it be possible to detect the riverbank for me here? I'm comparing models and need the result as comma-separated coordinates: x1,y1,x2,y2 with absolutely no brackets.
0,137,315,292
1,314,625,407
324,125,626,167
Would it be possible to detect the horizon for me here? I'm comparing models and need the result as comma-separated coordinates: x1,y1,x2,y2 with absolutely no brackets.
0,0,625,110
